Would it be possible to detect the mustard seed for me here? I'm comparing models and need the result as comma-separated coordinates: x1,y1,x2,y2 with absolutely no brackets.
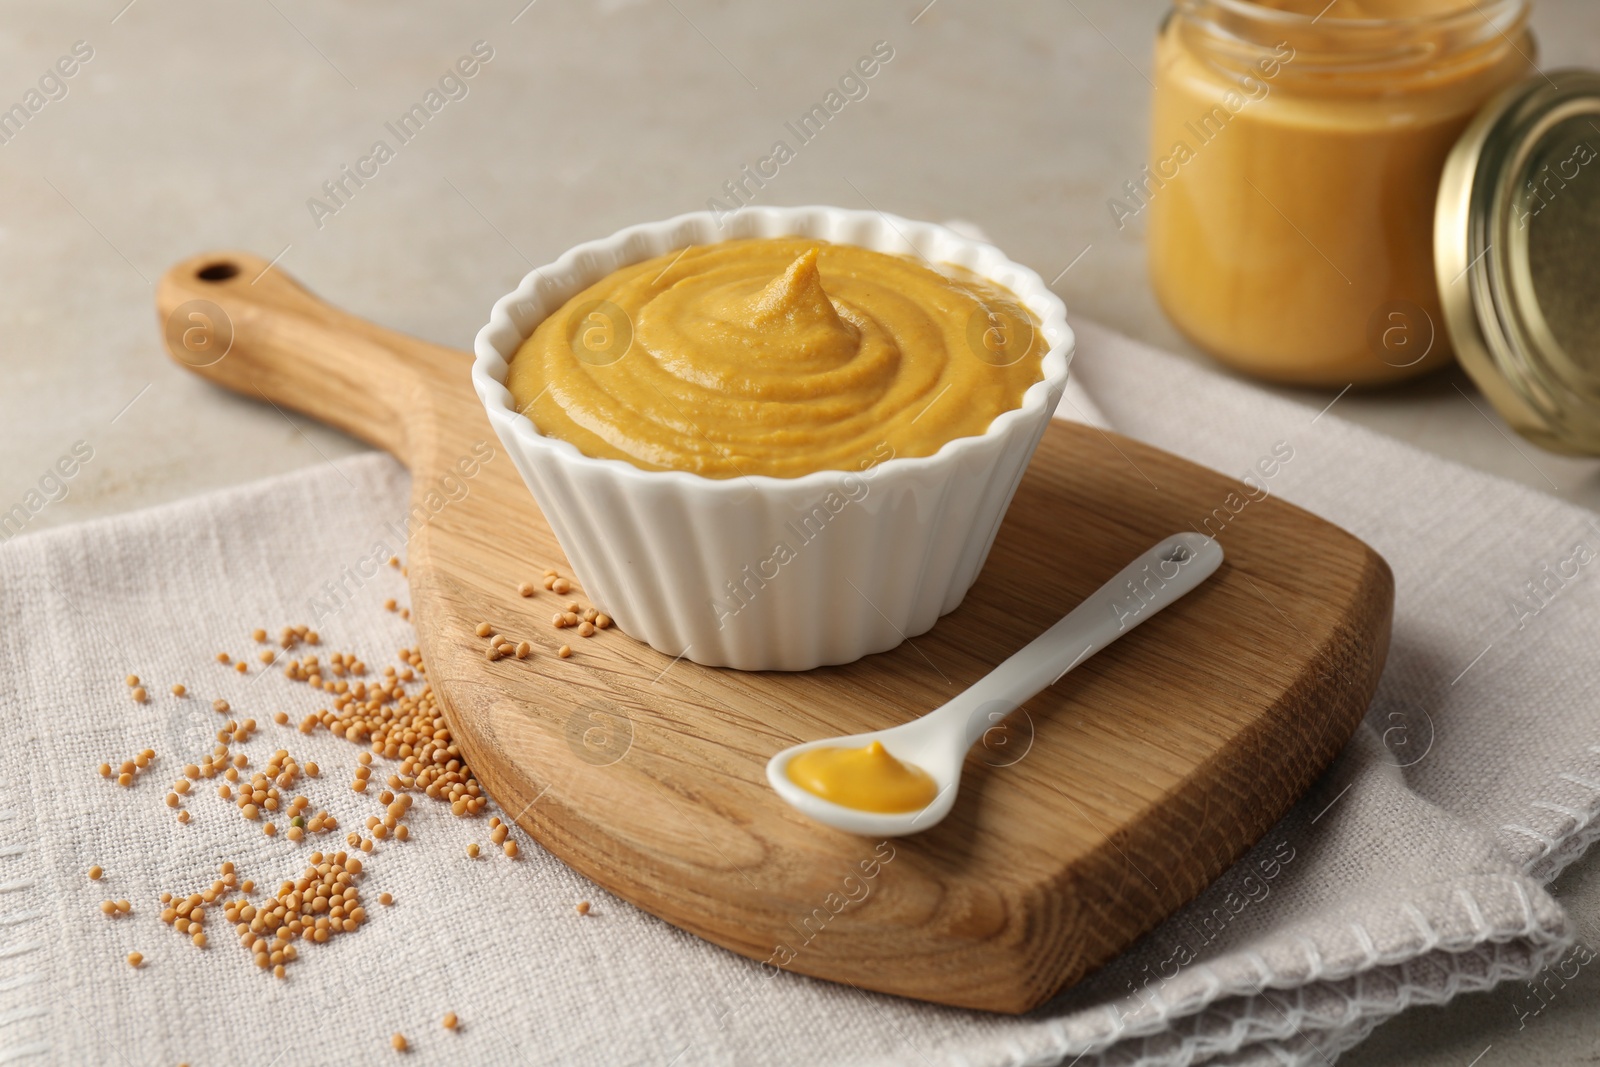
165,793,180,808
88,865,103,880
474,622,492,638
559,645,572,658
126,952,142,967
518,582,536,597
253,628,267,642
515,641,531,659
213,699,229,714
235,662,247,673
98,763,111,778
578,622,595,638
576,901,591,915
171,684,187,697
100,900,117,915
132,687,147,703
552,578,571,595
391,1033,408,1052
379,892,393,906
443,1011,458,1030
216,652,229,664
504,841,518,858
125,674,139,687
596,614,612,629
466,843,479,858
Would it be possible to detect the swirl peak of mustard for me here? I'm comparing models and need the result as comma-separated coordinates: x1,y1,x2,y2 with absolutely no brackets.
786,740,938,814
506,237,1043,479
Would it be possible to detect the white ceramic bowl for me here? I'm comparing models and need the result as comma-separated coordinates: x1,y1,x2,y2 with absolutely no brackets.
472,206,1072,670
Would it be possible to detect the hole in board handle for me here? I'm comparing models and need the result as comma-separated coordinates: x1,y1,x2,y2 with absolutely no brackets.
196,262,239,282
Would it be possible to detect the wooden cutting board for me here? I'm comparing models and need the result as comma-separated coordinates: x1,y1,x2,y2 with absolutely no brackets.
156,250,1392,1015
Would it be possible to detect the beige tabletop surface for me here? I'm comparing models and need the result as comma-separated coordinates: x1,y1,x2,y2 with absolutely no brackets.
1,1,1596,1063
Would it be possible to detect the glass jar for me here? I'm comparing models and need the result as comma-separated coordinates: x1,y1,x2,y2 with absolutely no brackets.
1145,0,1535,387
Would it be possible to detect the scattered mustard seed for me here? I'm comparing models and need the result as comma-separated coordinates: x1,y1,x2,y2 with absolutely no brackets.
126,952,142,967
466,843,480,858
88,865,103,880
576,901,591,916
391,1033,408,1052
559,645,572,658
443,1012,458,1030
171,684,187,697
518,581,536,597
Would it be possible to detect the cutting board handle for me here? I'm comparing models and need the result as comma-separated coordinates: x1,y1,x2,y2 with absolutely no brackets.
156,250,466,465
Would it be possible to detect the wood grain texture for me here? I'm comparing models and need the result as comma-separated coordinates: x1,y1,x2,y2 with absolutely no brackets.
157,250,1393,1014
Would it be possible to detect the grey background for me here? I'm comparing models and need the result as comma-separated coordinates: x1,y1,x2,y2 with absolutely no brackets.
0,1,1594,1062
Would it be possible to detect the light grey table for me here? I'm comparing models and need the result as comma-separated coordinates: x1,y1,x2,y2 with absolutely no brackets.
1,2,1595,1062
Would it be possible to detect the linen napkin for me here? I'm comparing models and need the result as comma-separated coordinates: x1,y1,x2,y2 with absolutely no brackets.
1,320,1595,1067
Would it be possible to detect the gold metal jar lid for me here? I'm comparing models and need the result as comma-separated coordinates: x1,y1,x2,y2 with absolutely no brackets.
1436,69,1600,456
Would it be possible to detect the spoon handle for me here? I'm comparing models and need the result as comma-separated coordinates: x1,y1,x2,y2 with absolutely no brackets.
954,532,1224,749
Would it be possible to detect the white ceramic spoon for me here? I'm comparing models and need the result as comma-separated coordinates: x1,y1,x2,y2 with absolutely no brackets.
766,532,1225,836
